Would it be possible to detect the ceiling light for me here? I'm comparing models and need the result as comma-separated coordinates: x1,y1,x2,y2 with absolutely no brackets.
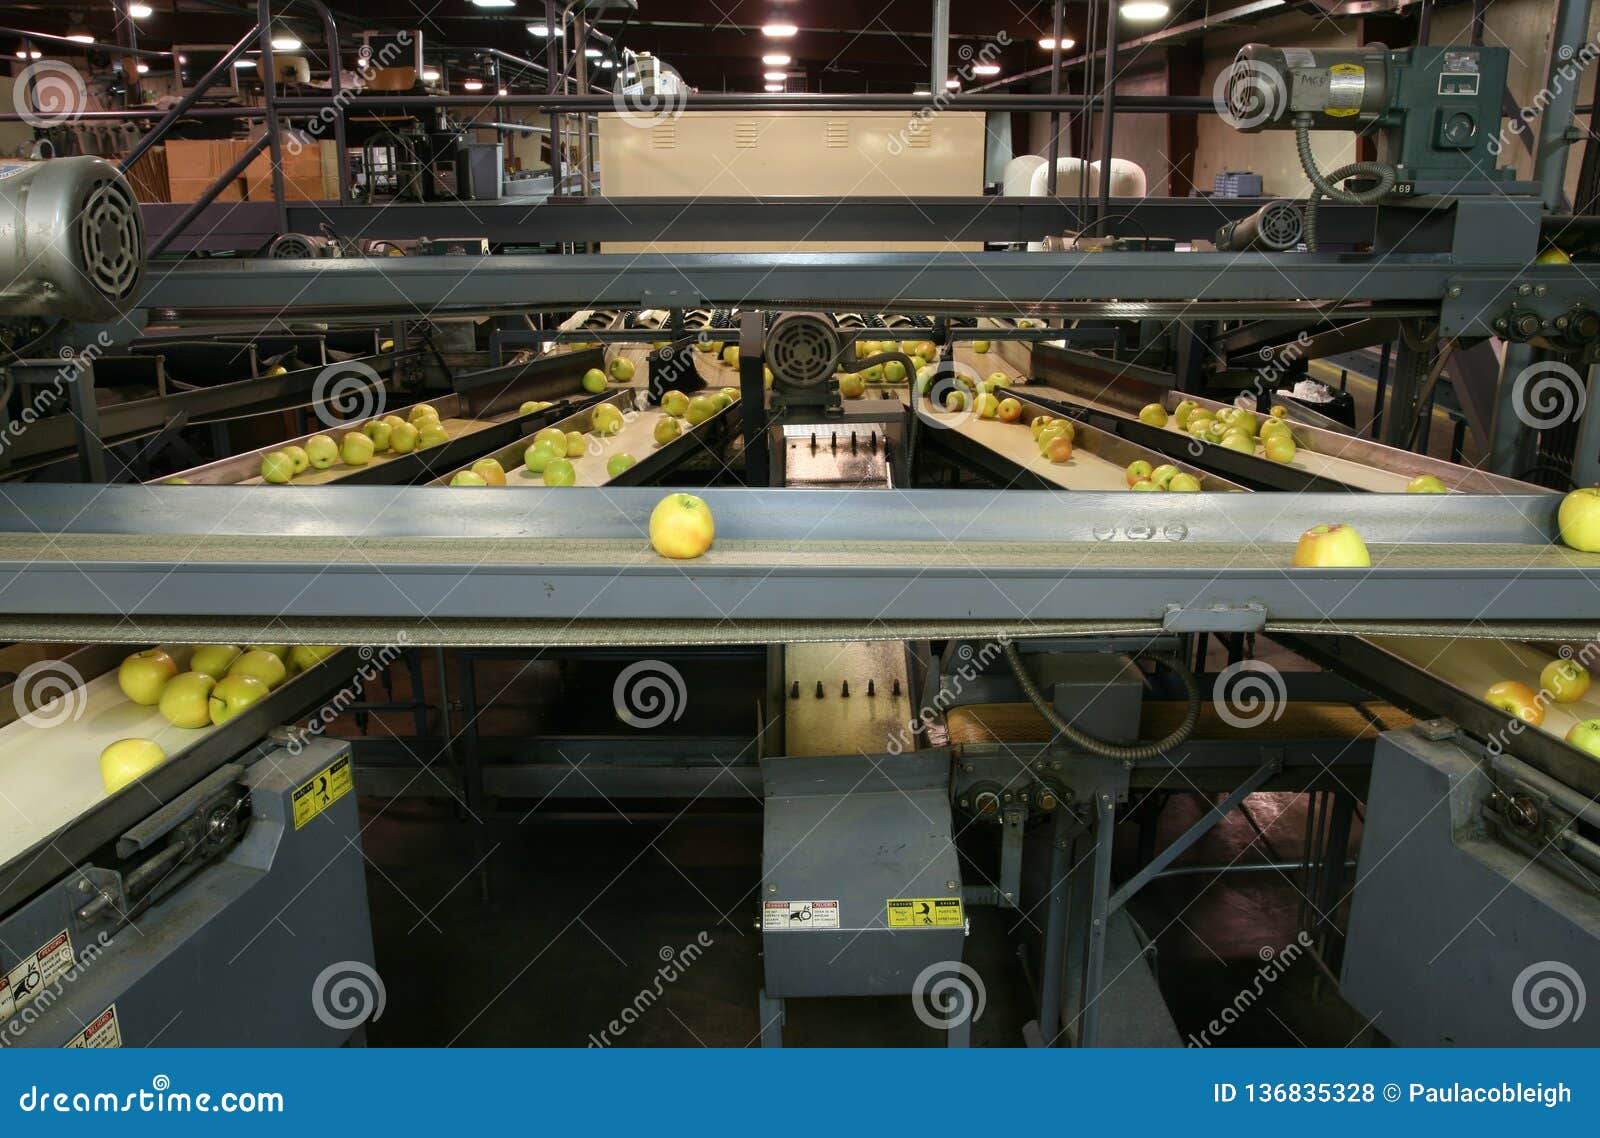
14,49,40,60
463,78,484,91
498,87,509,95
66,31,96,44
136,62,149,73
1038,37,1075,50
761,53,790,66
584,47,602,58
471,0,517,7
271,35,302,51
945,78,960,89
526,22,562,37
764,83,784,92
233,58,256,68
763,70,786,81
128,3,154,16
1120,1,1170,18
762,23,797,37
599,58,615,68
421,68,440,82
972,62,1000,75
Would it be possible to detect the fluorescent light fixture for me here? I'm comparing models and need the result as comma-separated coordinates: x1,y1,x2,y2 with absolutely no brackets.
15,49,41,59
763,70,786,81
762,23,797,37
526,22,562,37
1039,37,1075,50
972,62,1000,75
498,87,509,95
67,33,96,44
1120,1,1170,18
471,0,518,7
945,78,960,89
599,58,615,68
584,47,602,58
421,68,440,82
271,35,302,51
913,88,931,96
764,83,784,92
463,78,484,91
136,62,149,73
233,58,256,68
761,52,790,66
128,3,154,16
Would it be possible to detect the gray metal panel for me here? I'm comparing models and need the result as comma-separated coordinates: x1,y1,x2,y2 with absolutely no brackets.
1341,730,1600,1046
0,740,374,1047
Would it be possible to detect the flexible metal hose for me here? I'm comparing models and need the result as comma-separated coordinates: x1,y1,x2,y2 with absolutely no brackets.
1294,115,1397,252
1003,640,1202,765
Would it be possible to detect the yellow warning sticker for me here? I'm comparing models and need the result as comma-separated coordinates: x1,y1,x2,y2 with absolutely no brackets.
292,754,353,830
1326,63,1364,117
886,897,965,929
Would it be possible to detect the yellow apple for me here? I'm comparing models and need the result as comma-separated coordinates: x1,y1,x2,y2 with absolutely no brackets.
1485,680,1545,726
661,391,689,417
1221,431,1255,454
389,423,419,453
418,424,450,449
650,493,714,559
839,373,865,399
997,397,1023,423
592,405,625,435
610,357,636,382
1566,719,1600,758
208,673,269,725
1542,658,1591,703
341,432,376,466
1131,479,1160,491
1173,400,1200,428
382,414,406,433
543,458,577,487
1045,436,1073,464
289,645,338,673
409,404,439,424
1558,488,1600,552
1293,524,1371,568
281,444,309,473
188,645,241,681
1139,404,1168,427
229,649,287,690
721,346,740,370
1407,474,1447,494
972,340,990,353
524,441,563,474
118,648,177,705
975,392,1000,419
685,396,717,426
582,368,608,394
1169,472,1202,492
944,390,967,412
607,454,638,478
158,671,215,729
1149,464,1179,489
1030,416,1053,439
304,434,338,469
655,418,681,445
1264,434,1297,464
1125,460,1153,488
100,738,167,793
564,430,586,458
471,458,508,485
259,450,295,484
451,470,488,487
363,420,392,451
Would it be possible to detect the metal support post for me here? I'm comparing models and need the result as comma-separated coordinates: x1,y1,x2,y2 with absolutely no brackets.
1079,792,1115,1047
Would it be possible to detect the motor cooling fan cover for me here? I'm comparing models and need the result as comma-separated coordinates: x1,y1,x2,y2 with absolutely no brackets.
766,312,842,392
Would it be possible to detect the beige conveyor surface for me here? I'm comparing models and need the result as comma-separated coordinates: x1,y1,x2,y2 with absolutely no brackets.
496,390,736,488
784,641,914,756
921,405,1133,490
0,647,326,865
1372,635,1600,746
1151,415,1414,493
236,417,498,486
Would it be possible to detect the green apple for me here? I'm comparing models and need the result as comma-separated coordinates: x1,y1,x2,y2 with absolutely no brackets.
944,390,967,412
341,432,376,466
975,392,1000,419
1125,460,1153,488
607,454,637,478
304,434,338,469
1565,719,1600,758
582,368,608,393
987,372,1011,389
1407,473,1447,494
543,458,577,487
100,738,167,793
662,391,689,418
260,450,295,484
1139,404,1168,428
1149,464,1179,489
1173,400,1200,428
363,420,392,451
418,424,450,449
685,396,717,425
158,671,215,729
188,644,241,681
1221,430,1256,454
883,360,907,383
518,400,546,415
389,422,419,453
208,673,269,725
1168,472,1202,492
1131,479,1160,491
592,405,624,436
534,427,567,453
1229,410,1259,437
229,649,287,690
654,418,681,445
610,357,636,383
861,364,885,384
281,444,309,473
252,645,291,661
713,392,734,410
1558,488,1600,552
451,470,487,487
1543,658,1591,703
1292,524,1371,568
565,431,587,458
409,403,439,424
1264,434,1297,463
972,340,991,353
289,645,339,672
118,648,177,705
524,441,563,474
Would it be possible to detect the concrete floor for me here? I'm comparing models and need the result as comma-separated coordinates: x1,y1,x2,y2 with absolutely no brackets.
356,784,1368,1047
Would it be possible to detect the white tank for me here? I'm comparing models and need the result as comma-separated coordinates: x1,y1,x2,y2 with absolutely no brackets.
1001,155,1046,197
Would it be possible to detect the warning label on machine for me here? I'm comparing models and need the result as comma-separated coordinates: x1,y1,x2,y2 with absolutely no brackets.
63,1004,121,1048
0,929,74,1025
762,900,840,930
292,753,353,829
886,897,964,929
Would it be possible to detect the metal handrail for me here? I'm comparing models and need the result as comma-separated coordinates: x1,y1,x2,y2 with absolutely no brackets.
118,26,259,175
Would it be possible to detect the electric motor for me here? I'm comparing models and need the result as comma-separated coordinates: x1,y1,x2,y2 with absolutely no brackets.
0,156,144,321
1225,44,1391,133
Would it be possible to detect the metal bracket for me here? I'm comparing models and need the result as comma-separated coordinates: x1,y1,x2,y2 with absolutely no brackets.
1162,602,1267,634
64,866,126,936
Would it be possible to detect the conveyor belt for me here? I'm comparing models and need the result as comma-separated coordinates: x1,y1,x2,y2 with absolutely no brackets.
946,700,1416,746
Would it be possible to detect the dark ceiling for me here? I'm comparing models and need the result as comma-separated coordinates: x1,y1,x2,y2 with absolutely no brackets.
0,1,1190,94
